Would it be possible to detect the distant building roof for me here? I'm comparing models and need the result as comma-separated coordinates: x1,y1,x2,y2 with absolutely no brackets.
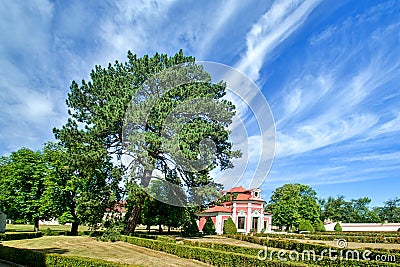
201,206,232,213
227,186,248,193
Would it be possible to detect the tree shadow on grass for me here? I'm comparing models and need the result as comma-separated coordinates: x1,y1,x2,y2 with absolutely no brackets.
33,247,70,254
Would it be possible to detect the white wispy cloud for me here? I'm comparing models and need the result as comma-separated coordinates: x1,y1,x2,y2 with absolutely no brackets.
336,152,400,163
372,112,400,137
272,6,400,158
276,114,379,157
196,0,246,59
236,0,322,81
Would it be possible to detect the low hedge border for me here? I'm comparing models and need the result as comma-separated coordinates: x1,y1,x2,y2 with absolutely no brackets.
121,235,311,267
183,238,399,267
226,234,400,266
307,231,400,237
255,233,400,244
0,245,132,267
0,232,42,241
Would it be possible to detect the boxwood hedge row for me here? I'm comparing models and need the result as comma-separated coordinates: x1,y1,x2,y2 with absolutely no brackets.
0,232,42,241
121,235,310,267
255,233,400,244
225,234,399,266
184,238,398,267
0,245,132,267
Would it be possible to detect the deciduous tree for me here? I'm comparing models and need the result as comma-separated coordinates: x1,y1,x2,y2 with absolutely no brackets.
0,148,47,231
266,183,320,230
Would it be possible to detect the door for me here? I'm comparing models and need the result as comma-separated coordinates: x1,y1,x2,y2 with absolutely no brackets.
252,217,258,231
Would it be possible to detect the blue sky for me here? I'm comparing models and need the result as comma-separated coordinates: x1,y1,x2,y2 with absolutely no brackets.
0,0,399,206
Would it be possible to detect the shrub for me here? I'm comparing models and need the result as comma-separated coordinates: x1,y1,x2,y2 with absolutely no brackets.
202,217,216,235
223,217,237,234
182,218,200,237
298,219,314,233
334,222,342,232
314,220,326,232
98,224,122,242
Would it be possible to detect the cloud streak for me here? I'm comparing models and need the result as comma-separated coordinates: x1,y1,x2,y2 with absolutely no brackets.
236,0,322,81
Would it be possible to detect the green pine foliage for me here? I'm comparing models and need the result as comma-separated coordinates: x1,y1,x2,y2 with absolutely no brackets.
223,217,237,234
334,222,342,231
202,217,216,235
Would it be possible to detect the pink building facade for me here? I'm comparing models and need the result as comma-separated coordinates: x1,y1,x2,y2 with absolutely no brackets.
198,187,272,234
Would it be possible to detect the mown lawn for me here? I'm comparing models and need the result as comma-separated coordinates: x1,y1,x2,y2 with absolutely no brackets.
2,236,210,267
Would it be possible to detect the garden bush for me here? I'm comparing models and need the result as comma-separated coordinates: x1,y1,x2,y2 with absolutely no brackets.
202,217,216,235
182,218,201,237
223,217,237,234
314,220,326,232
334,222,342,232
298,219,314,233
98,224,122,242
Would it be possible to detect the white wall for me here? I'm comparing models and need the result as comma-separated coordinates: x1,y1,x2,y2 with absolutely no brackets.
325,222,400,232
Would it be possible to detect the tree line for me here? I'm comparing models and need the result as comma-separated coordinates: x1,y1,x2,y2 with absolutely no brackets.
266,183,400,231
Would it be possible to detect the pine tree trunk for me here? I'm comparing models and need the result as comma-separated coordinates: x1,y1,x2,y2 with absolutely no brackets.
124,204,142,234
124,169,152,234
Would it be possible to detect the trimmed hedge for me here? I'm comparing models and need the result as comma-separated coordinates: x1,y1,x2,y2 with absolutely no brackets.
121,235,309,267
0,232,42,241
314,231,400,237
255,232,400,245
0,245,132,266
183,239,399,267
226,234,400,266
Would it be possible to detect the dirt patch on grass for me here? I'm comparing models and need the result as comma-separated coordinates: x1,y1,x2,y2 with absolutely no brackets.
2,236,210,267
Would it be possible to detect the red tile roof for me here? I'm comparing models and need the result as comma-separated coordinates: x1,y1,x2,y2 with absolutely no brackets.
201,206,232,213
227,186,248,193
